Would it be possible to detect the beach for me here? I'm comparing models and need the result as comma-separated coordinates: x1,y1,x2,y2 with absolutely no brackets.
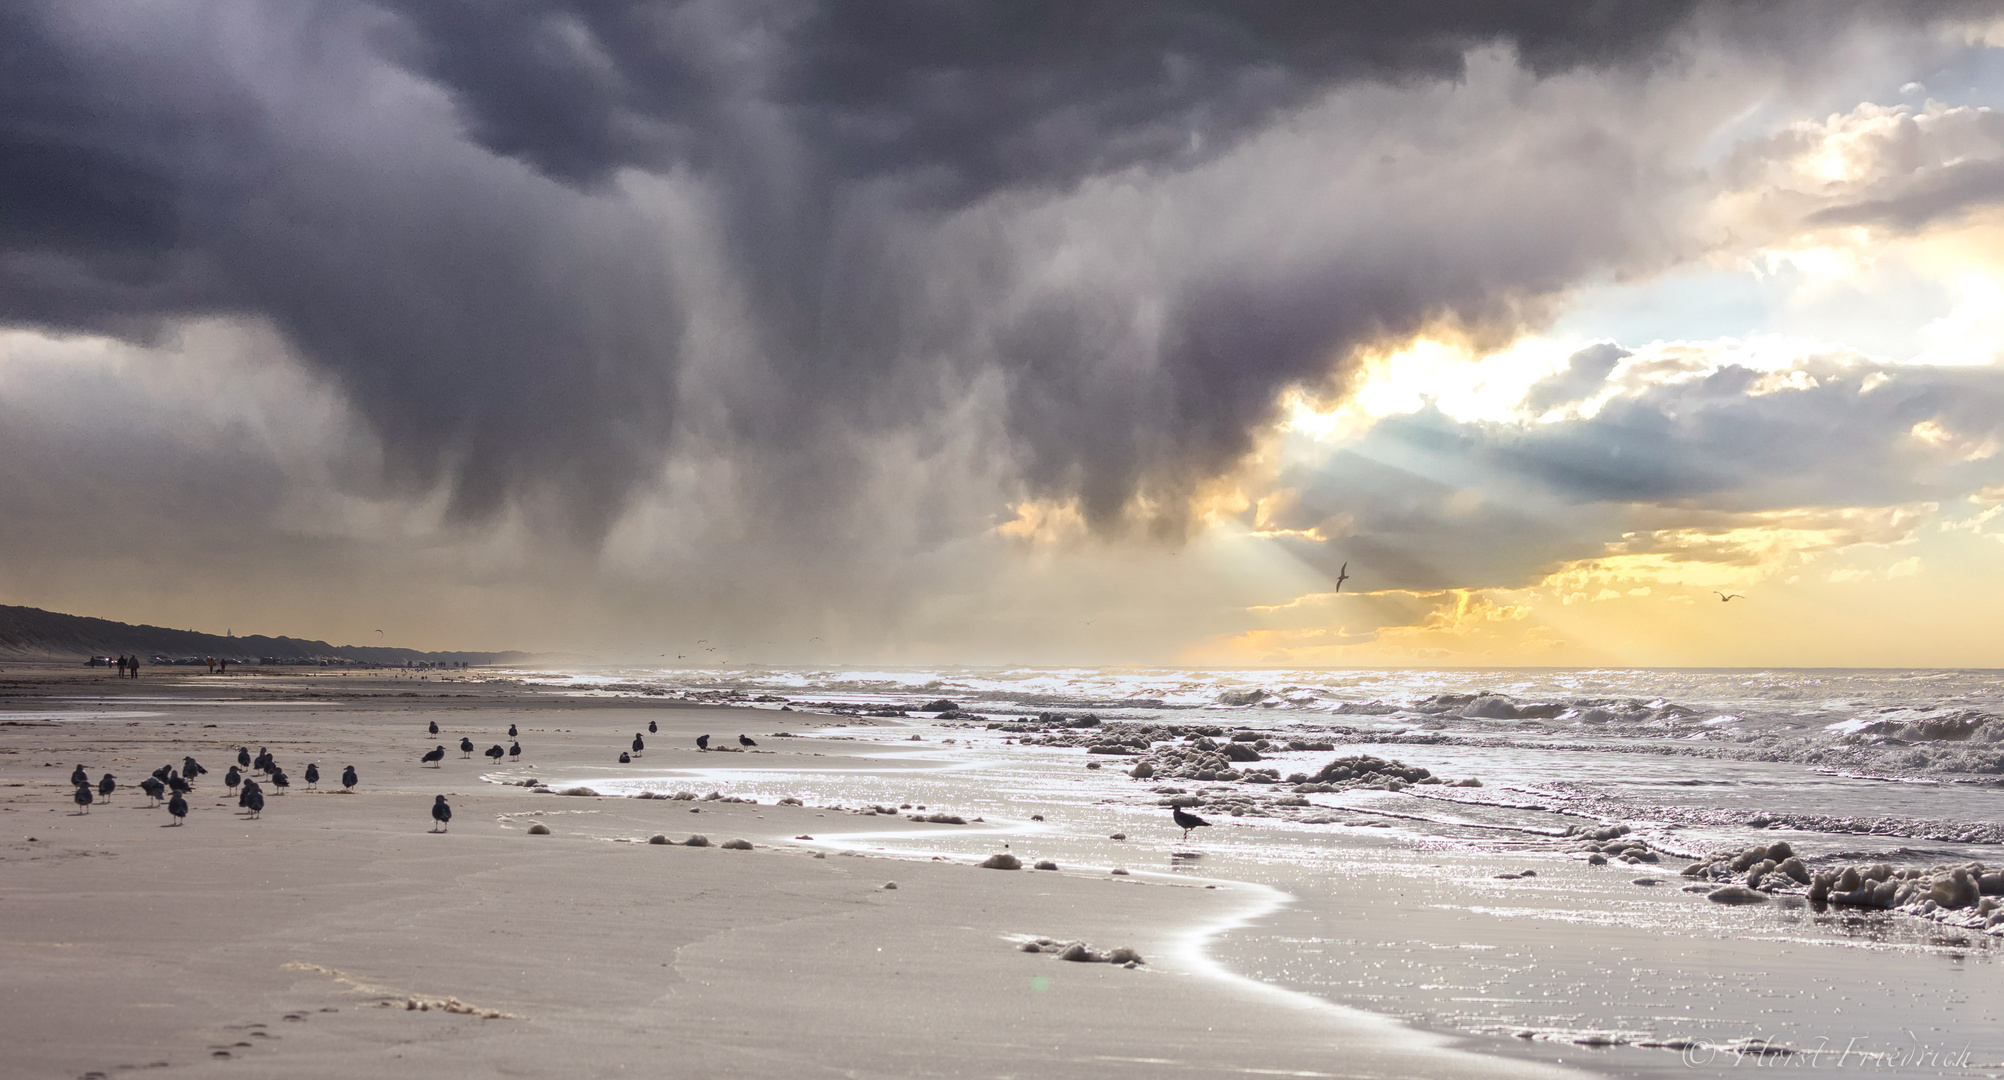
1,666,1586,1080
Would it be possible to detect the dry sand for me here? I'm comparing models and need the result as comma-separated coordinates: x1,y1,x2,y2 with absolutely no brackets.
0,666,1584,1079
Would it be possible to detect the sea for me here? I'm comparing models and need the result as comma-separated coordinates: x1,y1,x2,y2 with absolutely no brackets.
511,665,2004,1078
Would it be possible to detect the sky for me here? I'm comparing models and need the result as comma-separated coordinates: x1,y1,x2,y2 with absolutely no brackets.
4,1,2004,668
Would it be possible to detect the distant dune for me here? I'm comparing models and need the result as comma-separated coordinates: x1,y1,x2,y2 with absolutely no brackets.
0,604,525,666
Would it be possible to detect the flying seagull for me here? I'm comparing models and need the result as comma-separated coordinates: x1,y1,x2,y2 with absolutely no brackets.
1715,591,1744,602
1334,561,1350,593
1172,805,1211,841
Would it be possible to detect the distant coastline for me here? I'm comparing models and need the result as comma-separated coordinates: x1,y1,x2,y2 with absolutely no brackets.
0,604,525,668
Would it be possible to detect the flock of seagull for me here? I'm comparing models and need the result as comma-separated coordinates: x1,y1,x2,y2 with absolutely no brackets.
66,746,358,826
65,715,1210,842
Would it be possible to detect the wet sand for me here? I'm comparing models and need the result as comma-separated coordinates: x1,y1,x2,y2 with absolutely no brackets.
0,666,1581,1079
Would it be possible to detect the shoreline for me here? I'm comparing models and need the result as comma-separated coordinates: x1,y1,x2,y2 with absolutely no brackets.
0,666,1587,1079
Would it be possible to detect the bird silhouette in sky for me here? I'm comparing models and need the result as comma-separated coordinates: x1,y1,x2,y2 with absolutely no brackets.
1334,561,1350,592
1715,591,1744,602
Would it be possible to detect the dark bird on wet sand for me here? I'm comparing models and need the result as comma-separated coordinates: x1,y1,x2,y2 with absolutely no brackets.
167,791,187,823
738,735,756,748
421,746,446,767
167,774,191,796
70,764,87,787
98,774,115,800
696,735,710,751
224,766,242,792
271,770,290,794
429,720,439,735
631,734,645,756
182,756,206,779
243,787,264,818
618,751,631,763
304,763,320,788
341,765,358,791
507,723,517,737
140,776,165,804
485,744,504,764
459,737,474,758
239,778,261,806
73,783,92,812
430,795,451,832
508,742,520,762
647,720,657,734
1172,805,1211,840
236,747,251,768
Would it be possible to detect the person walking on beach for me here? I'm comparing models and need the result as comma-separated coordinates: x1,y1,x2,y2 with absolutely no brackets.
116,655,127,678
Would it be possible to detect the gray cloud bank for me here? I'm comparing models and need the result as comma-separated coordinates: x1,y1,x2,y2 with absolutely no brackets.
2,1,1999,652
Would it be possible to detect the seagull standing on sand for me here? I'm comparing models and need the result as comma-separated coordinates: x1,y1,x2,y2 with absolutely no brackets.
224,766,242,793
271,769,290,794
631,734,645,756
648,720,657,734
696,735,710,751
421,746,446,767
459,737,474,758
243,786,264,818
140,776,165,805
237,747,251,768
73,783,93,813
167,791,188,824
182,757,206,780
507,723,518,737
738,735,756,748
508,742,520,762
430,795,451,832
618,751,631,763
1172,805,1211,841
98,774,115,801
304,763,320,788
485,744,505,764
341,765,358,791
429,720,440,735
70,764,87,787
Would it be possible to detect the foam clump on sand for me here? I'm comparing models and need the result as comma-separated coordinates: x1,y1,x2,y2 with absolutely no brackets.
1680,843,2004,933
1566,823,1672,865
1033,860,1058,870
1019,938,1143,966
720,838,753,850
980,853,1021,870
683,834,711,847
526,823,551,835
558,787,599,797
910,812,966,824
647,834,670,844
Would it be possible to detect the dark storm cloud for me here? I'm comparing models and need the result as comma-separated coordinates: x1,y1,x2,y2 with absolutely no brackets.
0,0,1979,547
1523,342,1627,414
386,0,1713,198
1263,361,2004,591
